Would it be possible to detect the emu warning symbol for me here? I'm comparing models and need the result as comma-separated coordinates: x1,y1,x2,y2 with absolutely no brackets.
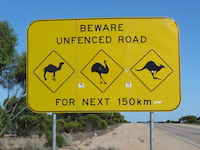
33,50,75,93
131,49,173,91
81,50,124,92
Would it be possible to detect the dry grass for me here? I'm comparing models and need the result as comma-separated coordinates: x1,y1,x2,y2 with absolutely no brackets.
0,135,46,150
0,124,120,150
73,124,120,142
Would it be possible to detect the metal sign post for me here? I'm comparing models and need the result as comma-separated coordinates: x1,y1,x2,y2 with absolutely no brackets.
52,113,56,150
150,112,154,150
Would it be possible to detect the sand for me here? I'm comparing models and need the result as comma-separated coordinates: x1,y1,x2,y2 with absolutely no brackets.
59,123,200,150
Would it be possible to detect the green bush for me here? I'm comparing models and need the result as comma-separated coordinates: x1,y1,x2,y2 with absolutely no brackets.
109,121,117,125
113,118,120,123
57,119,66,125
57,119,66,133
78,122,86,132
62,132,73,146
44,131,66,148
56,134,66,148
64,121,79,134
24,139,45,150
44,131,52,147
64,118,71,123
98,119,108,130
83,114,101,131
45,131,52,138
39,122,47,132
38,133,43,138
108,146,119,150
179,115,199,124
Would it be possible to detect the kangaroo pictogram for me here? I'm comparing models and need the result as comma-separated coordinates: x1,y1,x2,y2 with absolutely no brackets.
136,61,165,80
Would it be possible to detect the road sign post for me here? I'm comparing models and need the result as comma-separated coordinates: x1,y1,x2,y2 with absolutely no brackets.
27,17,181,150
52,113,56,150
27,17,181,113
150,112,154,150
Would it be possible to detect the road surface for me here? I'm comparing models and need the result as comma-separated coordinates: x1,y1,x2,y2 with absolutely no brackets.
154,123,200,148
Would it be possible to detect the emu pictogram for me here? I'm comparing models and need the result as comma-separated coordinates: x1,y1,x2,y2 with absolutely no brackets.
44,62,64,81
136,61,165,80
91,60,109,84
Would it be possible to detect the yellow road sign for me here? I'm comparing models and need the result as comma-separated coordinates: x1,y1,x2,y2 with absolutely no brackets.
27,17,181,113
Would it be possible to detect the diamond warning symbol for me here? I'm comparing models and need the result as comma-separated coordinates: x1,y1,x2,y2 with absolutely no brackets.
81,50,124,93
33,50,75,93
131,49,173,92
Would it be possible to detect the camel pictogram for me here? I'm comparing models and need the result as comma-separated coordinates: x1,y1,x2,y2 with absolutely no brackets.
136,61,165,80
44,62,64,81
91,60,109,84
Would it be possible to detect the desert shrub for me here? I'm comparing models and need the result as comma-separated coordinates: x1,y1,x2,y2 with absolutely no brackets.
57,119,66,133
0,125,5,137
24,139,44,150
96,146,106,150
38,133,43,138
98,119,108,130
64,121,79,134
47,122,60,132
0,138,4,147
83,114,101,131
77,122,86,132
109,121,117,125
45,131,52,138
108,146,119,150
57,119,66,125
39,122,47,132
64,117,71,123
44,131,65,148
44,131,52,147
113,118,120,123
56,134,66,148
16,115,38,136
61,132,73,146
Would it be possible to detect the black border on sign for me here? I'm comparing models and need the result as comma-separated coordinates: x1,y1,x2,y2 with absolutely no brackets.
33,50,75,93
131,49,173,92
81,49,124,93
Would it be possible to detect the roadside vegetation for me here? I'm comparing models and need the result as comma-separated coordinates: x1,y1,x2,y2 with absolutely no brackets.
166,115,200,124
138,115,200,125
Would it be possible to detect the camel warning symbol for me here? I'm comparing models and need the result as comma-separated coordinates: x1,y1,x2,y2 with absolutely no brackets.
131,49,173,92
81,50,124,93
33,50,75,93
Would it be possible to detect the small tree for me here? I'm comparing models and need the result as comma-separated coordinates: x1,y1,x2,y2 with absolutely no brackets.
0,106,11,135
83,114,101,131
98,119,108,130
179,115,198,124
64,121,79,134
0,20,18,73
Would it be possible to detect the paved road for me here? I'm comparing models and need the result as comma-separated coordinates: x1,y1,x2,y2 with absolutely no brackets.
154,123,200,147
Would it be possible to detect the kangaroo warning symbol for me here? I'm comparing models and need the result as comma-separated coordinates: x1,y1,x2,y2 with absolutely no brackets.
33,50,75,93
131,49,173,91
136,61,165,80
81,50,124,92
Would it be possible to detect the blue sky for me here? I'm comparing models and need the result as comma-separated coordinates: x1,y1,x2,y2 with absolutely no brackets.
0,0,200,122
